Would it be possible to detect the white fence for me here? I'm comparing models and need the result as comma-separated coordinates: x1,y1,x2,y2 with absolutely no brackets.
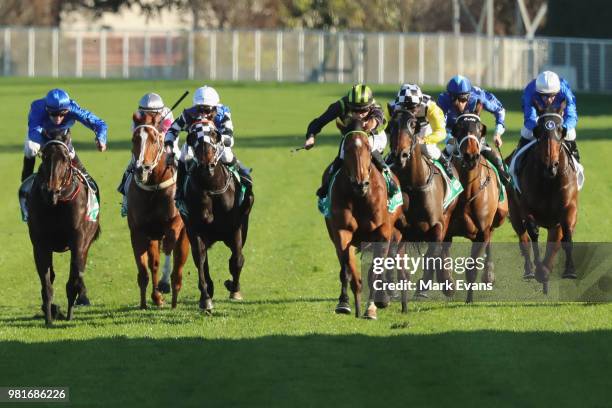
1,26,611,92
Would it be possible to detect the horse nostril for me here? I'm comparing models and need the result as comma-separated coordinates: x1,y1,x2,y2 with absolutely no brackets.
401,152,408,159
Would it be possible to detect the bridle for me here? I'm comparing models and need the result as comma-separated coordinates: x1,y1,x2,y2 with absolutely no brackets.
40,139,79,202
133,124,164,180
393,108,419,161
188,120,224,168
453,113,483,160
536,113,564,142
343,129,372,188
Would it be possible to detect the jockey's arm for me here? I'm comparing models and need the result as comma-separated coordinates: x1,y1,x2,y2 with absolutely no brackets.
423,101,446,145
479,90,506,137
562,82,578,131
164,112,188,148
364,103,385,133
305,100,343,139
521,82,538,136
27,102,46,145
70,101,108,146
218,110,235,147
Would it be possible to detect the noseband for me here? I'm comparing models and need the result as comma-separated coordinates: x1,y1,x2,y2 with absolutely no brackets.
454,113,483,159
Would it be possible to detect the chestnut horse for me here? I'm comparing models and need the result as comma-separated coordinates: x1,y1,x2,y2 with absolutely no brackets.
325,117,403,320
447,113,508,303
128,113,190,309
27,129,100,325
506,103,579,294
388,108,457,297
182,120,254,313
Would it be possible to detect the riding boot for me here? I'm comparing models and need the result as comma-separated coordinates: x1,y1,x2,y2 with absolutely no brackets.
440,153,456,179
317,157,343,198
72,155,99,202
371,150,399,197
175,162,187,202
565,140,581,163
482,148,511,186
384,152,395,166
21,157,35,182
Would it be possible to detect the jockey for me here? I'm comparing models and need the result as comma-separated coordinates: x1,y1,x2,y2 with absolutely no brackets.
304,83,397,198
164,85,251,206
438,75,510,184
519,70,580,162
118,92,176,217
21,88,107,184
387,83,454,179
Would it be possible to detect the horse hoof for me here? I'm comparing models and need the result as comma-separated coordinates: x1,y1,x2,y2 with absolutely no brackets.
363,305,377,320
229,291,243,301
140,303,148,310
523,272,535,280
199,299,214,312
562,271,577,279
374,301,390,309
414,291,429,299
152,291,164,307
158,281,171,294
76,294,91,306
335,302,351,314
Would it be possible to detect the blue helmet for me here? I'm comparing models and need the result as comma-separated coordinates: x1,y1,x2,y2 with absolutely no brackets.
45,89,71,113
446,75,472,96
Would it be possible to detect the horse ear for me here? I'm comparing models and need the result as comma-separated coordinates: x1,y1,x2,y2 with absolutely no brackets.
480,123,487,136
474,101,483,115
558,100,567,116
533,97,544,115
133,112,141,123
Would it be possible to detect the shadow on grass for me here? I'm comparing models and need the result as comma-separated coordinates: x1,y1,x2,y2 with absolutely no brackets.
0,331,610,407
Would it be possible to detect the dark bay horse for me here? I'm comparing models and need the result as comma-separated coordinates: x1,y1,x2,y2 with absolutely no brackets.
506,103,579,293
128,112,190,309
26,129,100,325
182,120,254,313
325,118,403,320
447,113,508,303
388,108,457,297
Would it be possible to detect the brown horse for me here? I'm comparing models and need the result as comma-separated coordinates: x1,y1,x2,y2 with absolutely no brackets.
506,103,579,293
26,129,100,325
182,120,254,313
127,112,190,309
388,108,457,297
325,117,403,320
447,113,508,303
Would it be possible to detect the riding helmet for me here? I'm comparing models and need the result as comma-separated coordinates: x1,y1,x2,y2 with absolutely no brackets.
535,71,561,94
446,75,472,96
45,89,71,113
347,84,374,109
138,93,164,112
395,83,423,108
193,86,220,107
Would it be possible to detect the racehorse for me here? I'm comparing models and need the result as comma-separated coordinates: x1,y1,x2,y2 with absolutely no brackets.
181,120,254,313
26,129,100,325
325,116,403,319
447,112,508,303
128,112,190,309
388,108,457,297
506,102,579,293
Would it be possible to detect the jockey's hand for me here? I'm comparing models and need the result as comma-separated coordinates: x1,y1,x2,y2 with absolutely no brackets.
493,134,503,148
96,139,107,152
304,135,316,150
363,118,376,132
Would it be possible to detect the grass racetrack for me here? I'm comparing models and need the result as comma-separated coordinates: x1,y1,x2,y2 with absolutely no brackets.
0,78,611,407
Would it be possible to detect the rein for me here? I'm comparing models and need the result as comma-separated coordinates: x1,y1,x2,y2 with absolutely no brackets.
133,124,176,190
454,114,483,160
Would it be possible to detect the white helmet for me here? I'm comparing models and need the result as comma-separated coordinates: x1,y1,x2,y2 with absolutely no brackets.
193,86,220,106
535,71,561,94
138,93,164,112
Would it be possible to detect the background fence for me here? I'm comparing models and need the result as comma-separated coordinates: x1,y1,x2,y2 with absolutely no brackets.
1,26,611,92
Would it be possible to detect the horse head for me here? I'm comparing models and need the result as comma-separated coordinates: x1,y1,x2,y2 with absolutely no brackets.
342,117,372,197
390,107,419,169
453,111,486,170
132,111,164,183
534,101,567,178
188,120,222,177
39,129,73,205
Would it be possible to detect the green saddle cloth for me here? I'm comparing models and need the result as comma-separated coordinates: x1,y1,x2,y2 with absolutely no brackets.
485,159,506,203
317,169,403,219
431,160,464,210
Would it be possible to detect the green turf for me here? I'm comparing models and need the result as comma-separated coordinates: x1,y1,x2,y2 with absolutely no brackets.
0,78,610,407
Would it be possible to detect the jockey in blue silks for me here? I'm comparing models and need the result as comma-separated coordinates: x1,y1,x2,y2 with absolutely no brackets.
438,75,510,184
21,88,107,183
518,70,580,162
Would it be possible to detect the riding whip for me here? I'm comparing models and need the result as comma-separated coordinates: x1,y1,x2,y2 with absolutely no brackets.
162,90,190,121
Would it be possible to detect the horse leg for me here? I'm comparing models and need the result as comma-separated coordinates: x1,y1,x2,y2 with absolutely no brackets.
191,235,213,313
225,228,245,300
148,240,163,307
540,226,563,294
160,221,179,294
66,239,90,321
482,239,495,284
130,230,150,309
397,241,409,314
466,233,487,304
335,256,352,314
439,235,455,298
526,218,542,279
561,205,578,279
334,229,361,318
34,247,55,326
171,227,189,308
